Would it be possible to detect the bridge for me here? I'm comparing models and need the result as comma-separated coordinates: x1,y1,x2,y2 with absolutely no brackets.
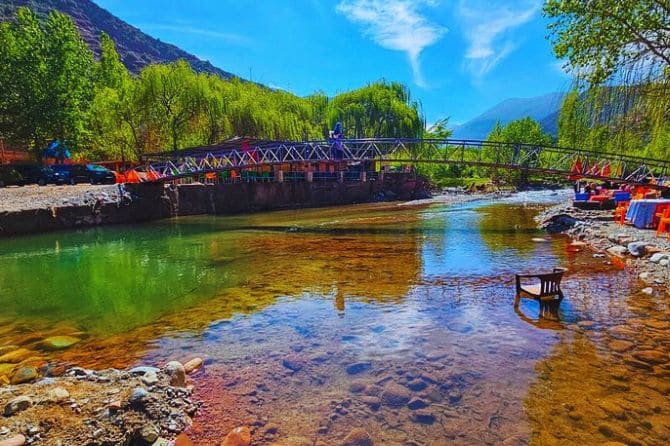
142,138,670,188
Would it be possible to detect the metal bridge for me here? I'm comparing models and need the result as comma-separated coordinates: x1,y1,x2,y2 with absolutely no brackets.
142,138,670,188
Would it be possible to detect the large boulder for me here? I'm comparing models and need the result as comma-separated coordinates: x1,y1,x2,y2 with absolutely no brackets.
165,361,186,387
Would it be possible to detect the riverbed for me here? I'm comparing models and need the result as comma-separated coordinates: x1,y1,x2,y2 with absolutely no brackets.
1,191,669,445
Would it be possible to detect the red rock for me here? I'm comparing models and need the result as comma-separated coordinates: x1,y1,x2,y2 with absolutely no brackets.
221,426,251,446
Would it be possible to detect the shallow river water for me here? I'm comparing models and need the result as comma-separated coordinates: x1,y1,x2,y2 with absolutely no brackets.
1,191,669,445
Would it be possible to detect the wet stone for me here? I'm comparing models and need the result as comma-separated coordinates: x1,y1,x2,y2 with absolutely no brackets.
342,428,373,446
608,340,635,353
165,361,187,387
349,382,367,393
9,366,38,385
632,350,667,365
598,400,626,420
222,426,251,446
282,357,304,372
40,335,80,351
358,396,381,410
407,397,429,410
346,362,372,375
410,409,436,424
381,383,411,407
407,379,427,392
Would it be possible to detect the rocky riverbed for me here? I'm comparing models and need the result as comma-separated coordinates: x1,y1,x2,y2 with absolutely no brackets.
0,185,130,214
0,360,202,446
537,202,670,295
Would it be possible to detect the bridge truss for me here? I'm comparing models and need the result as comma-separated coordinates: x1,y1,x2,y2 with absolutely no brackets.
143,138,670,188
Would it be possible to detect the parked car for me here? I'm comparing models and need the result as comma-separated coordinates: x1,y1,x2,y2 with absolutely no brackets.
12,164,55,186
85,164,117,184
0,165,23,187
50,164,117,185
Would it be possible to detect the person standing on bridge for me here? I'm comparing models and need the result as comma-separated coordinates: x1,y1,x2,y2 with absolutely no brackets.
332,122,344,160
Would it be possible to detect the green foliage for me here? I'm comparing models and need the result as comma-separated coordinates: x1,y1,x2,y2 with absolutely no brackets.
0,7,422,161
544,0,670,85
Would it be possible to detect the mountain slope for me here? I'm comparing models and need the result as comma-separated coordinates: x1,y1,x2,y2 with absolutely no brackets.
452,92,566,140
0,0,236,78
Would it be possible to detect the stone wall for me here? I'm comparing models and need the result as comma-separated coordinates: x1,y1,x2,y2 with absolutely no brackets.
0,173,428,237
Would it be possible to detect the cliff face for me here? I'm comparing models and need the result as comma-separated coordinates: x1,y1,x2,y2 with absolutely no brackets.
0,0,235,78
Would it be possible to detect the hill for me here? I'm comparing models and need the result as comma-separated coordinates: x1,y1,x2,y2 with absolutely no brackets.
0,0,236,78
452,92,566,140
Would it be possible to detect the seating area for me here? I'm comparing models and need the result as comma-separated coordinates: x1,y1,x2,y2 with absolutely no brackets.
514,268,566,319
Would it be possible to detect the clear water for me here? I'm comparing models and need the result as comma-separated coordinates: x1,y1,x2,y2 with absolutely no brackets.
1,191,669,445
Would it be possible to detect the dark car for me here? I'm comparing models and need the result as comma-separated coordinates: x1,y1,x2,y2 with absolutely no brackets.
85,164,117,184
50,164,116,185
0,165,23,187
12,164,55,186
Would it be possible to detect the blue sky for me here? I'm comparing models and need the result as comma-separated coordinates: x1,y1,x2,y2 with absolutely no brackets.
96,0,573,125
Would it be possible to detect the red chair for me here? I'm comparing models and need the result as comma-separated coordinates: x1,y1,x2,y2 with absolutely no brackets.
656,208,670,238
614,201,629,225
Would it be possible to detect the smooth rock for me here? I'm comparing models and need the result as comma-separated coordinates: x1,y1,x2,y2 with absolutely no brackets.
358,396,381,410
649,253,669,263
406,379,427,391
40,336,80,351
282,357,304,372
46,387,70,403
410,409,436,424
349,382,367,393
221,426,251,446
606,246,627,257
141,371,159,386
9,367,37,385
139,424,159,443
129,387,148,405
165,361,186,387
407,397,429,410
183,357,203,374
608,340,634,353
346,362,372,375
3,396,32,417
342,428,373,446
641,287,653,295
381,383,411,407
627,241,646,257
633,350,667,364
0,435,26,446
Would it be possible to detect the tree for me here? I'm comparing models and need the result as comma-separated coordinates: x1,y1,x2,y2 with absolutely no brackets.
544,0,670,85
425,118,453,139
557,89,590,148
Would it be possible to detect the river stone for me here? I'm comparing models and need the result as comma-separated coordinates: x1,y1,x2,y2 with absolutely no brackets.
128,366,160,375
141,371,159,386
129,387,148,405
46,387,70,403
346,362,372,375
381,383,411,407
531,238,549,243
633,350,667,364
410,409,436,424
40,336,80,351
165,361,186,387
608,340,634,353
598,400,626,420
4,396,32,416
342,428,373,446
641,287,653,295
349,381,367,393
221,426,251,446
183,357,203,374
0,345,19,356
0,349,33,364
139,424,159,443
0,435,26,446
282,357,304,372
10,366,38,384
627,242,646,257
407,397,429,410
407,379,427,391
650,253,670,263
606,246,627,257
358,396,381,410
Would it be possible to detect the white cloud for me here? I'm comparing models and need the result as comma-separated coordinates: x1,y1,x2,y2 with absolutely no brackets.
139,24,250,46
458,0,540,78
336,0,446,88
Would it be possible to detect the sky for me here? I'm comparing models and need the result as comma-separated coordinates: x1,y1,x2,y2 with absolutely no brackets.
95,0,574,125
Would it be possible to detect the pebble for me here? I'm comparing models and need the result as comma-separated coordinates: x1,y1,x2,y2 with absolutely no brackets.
380,383,411,407
46,387,70,403
183,358,203,374
165,361,186,387
40,336,80,351
221,426,251,446
3,396,32,417
0,435,26,446
10,367,38,385
342,428,373,446
346,362,372,375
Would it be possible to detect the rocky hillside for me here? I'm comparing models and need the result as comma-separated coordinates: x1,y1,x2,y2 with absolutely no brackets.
0,0,236,78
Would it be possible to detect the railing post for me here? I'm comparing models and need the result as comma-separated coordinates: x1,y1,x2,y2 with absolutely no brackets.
277,170,284,183
338,171,344,183
306,170,313,183
360,171,366,182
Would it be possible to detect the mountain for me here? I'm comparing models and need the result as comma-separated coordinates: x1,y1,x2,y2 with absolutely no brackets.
452,92,566,140
0,0,236,79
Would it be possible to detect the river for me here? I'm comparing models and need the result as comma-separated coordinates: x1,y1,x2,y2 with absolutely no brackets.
1,191,668,445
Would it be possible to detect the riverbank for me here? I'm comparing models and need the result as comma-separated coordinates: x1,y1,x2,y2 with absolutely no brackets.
0,360,201,446
0,174,430,238
537,201,670,294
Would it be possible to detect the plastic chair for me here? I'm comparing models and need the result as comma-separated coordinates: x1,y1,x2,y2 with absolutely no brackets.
655,208,670,238
614,201,629,225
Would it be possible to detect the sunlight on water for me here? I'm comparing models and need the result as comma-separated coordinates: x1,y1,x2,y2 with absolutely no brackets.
1,191,668,445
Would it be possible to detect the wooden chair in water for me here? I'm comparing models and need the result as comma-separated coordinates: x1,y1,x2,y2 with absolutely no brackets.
614,201,629,225
514,268,566,318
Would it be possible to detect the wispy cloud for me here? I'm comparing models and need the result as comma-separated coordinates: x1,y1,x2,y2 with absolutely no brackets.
138,23,250,46
458,0,540,78
336,0,446,88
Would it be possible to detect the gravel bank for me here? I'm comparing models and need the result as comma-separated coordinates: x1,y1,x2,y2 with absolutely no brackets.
537,201,670,294
0,184,130,213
